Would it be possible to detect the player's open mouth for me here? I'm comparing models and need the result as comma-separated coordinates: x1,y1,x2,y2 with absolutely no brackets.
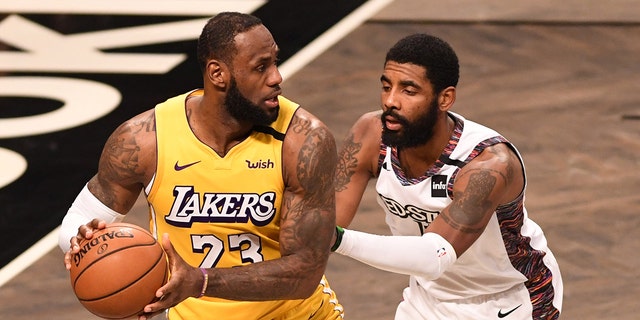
265,97,278,108
265,93,280,108
384,116,402,131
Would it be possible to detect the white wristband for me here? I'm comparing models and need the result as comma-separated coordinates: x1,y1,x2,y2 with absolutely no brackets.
58,184,125,252
335,230,457,280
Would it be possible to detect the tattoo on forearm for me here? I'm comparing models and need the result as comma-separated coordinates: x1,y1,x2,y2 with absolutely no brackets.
335,133,361,192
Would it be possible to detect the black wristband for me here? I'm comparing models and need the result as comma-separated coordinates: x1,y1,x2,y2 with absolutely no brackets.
331,226,344,252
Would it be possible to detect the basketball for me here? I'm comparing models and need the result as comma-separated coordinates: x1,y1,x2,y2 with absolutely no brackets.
69,222,169,319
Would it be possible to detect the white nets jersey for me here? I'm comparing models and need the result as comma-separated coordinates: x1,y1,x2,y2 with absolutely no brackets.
376,112,562,319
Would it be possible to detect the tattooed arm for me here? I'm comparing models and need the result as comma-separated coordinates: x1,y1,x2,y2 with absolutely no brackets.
61,110,157,263
276,108,337,297
335,111,383,227
332,142,524,279
427,142,525,256
182,108,338,301
88,110,157,212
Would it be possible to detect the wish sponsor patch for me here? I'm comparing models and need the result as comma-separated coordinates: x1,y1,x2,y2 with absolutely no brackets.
431,175,448,197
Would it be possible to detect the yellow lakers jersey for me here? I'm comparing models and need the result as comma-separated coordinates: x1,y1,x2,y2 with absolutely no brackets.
147,90,313,319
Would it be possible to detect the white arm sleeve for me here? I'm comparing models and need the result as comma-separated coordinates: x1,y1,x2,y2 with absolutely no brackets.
335,229,457,280
58,184,126,252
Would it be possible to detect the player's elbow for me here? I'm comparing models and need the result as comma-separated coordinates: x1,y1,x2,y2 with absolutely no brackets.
292,285,319,299
288,257,327,299
414,260,450,280
413,233,457,280
293,269,326,298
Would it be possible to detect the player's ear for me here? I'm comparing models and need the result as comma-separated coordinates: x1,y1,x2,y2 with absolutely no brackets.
438,86,456,111
206,60,227,89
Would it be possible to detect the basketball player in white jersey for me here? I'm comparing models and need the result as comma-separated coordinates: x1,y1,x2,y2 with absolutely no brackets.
331,33,563,319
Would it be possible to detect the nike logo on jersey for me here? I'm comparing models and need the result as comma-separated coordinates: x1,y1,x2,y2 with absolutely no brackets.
497,304,522,318
174,160,201,171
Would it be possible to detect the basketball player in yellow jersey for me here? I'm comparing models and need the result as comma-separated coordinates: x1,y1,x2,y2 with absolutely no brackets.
60,12,343,320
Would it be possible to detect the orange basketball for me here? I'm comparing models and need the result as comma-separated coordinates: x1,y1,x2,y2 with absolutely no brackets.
69,222,169,319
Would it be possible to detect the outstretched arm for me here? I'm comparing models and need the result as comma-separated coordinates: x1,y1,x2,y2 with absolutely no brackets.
334,143,524,279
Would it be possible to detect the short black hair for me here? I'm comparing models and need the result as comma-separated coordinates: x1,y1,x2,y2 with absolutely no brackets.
197,12,263,72
385,33,459,94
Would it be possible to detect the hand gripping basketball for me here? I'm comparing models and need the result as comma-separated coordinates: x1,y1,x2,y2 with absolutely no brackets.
68,222,169,319
137,233,208,320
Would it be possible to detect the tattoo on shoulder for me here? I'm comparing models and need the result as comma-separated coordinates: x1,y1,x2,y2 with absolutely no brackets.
290,115,313,136
485,144,515,183
134,112,156,133
335,133,361,192
101,121,146,181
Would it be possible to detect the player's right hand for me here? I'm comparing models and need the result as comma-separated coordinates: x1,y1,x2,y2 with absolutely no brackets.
63,219,107,270
139,233,202,320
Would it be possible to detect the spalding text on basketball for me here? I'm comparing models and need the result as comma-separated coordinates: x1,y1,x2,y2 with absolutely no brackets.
165,186,277,227
73,229,135,267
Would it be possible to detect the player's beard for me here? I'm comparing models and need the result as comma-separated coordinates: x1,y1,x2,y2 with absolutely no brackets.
381,98,439,149
225,77,278,126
